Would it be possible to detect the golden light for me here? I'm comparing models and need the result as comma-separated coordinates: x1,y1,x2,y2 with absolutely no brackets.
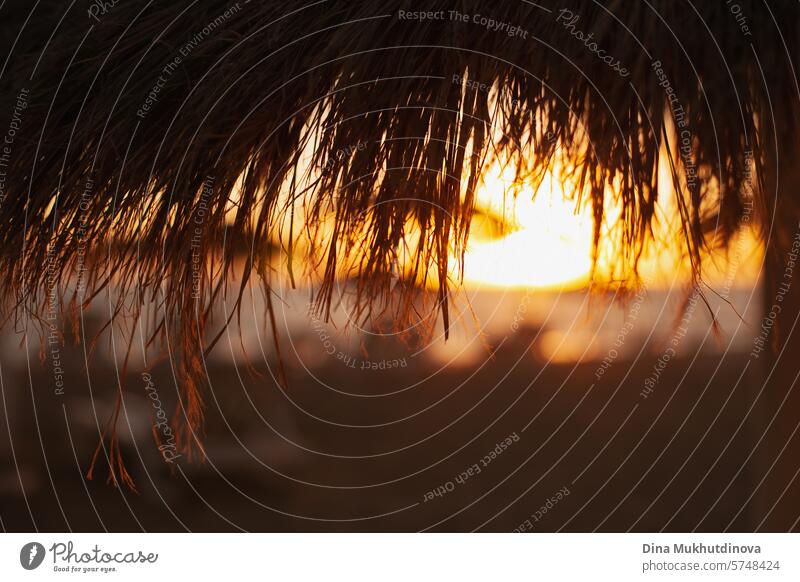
457,154,762,292
263,135,761,295
460,163,594,290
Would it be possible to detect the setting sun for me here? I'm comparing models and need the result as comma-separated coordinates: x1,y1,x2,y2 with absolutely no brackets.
461,164,594,289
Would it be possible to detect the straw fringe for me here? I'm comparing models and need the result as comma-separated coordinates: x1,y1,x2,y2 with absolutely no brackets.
0,0,795,486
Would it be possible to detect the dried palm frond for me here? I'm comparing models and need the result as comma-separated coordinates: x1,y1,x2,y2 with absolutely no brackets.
0,0,796,483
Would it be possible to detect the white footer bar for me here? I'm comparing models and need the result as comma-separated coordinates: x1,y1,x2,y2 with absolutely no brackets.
1,533,798,581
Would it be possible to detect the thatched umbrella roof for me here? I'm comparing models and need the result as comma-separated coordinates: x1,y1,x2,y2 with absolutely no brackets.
0,0,797,484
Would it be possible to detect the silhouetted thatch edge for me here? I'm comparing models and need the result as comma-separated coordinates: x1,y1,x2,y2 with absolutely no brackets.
0,0,795,486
